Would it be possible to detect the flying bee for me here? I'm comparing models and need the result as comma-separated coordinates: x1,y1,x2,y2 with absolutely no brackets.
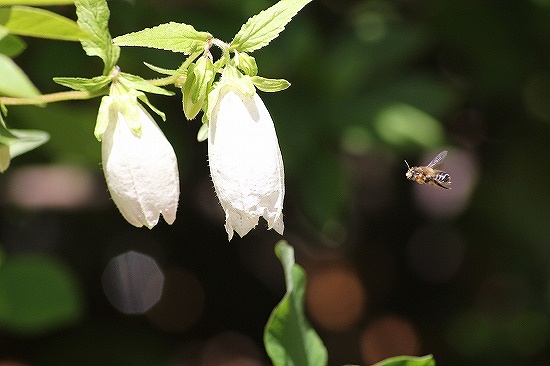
405,150,452,189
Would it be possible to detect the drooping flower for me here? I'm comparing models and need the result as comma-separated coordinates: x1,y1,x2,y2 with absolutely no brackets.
208,85,284,240
97,89,179,229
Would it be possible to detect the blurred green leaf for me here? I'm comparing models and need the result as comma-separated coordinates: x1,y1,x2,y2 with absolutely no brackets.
0,33,26,57
264,241,328,366
372,354,435,366
0,6,90,41
230,0,313,53
7,128,50,157
113,22,212,54
75,0,119,74
0,255,83,334
0,0,76,4
0,53,40,97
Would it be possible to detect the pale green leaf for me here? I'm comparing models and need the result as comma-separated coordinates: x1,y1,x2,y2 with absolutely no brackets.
53,75,111,92
230,0,313,53
143,62,177,76
182,63,202,120
252,76,290,92
372,354,435,366
235,52,257,76
6,128,50,158
0,53,40,97
0,6,90,41
75,0,119,74
113,22,212,54
0,0,76,4
264,241,328,366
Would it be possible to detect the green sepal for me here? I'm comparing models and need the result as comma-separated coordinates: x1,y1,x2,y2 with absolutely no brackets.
182,63,201,120
118,72,174,96
0,6,91,41
230,0,313,53
136,92,166,122
75,0,119,74
196,121,208,142
113,22,212,55
372,354,435,366
235,52,258,76
0,34,26,57
53,75,111,93
204,66,255,122
117,93,141,135
143,62,177,76
0,53,40,98
252,76,290,92
94,95,112,141
264,241,328,366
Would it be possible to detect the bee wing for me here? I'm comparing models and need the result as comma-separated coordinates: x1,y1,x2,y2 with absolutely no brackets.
427,150,448,168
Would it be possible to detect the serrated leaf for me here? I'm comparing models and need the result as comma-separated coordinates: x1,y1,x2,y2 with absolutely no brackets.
230,0,313,53
252,76,290,92
53,75,111,92
0,6,90,41
113,22,212,54
264,241,328,366
75,0,119,74
0,53,40,97
372,354,436,366
118,72,174,96
0,34,26,57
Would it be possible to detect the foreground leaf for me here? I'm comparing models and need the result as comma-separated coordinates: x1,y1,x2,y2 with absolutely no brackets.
0,6,89,41
75,0,119,74
0,53,40,97
230,0,313,53
372,354,436,366
113,22,212,54
264,241,328,366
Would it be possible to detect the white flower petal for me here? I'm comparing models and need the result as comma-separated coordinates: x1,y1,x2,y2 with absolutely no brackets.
208,88,284,240
102,104,179,228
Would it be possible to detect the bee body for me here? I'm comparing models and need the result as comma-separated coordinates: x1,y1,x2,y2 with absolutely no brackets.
405,151,452,189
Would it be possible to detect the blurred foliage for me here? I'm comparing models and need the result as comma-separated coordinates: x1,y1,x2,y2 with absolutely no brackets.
1,0,550,365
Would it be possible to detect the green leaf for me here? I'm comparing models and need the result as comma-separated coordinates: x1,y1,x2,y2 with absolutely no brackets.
4,128,50,158
118,72,174,96
230,0,313,53
0,0,76,4
264,241,328,366
143,61,177,76
113,22,212,54
75,0,119,74
0,255,83,334
0,53,40,97
0,34,26,57
372,354,436,366
53,75,111,92
252,76,290,92
0,6,90,41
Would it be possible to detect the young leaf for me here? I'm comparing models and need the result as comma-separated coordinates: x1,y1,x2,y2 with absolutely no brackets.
75,0,119,74
372,354,436,366
53,75,111,92
0,6,90,41
113,22,212,54
252,76,290,92
230,0,313,53
118,73,174,96
235,52,258,76
264,241,328,366
0,53,40,97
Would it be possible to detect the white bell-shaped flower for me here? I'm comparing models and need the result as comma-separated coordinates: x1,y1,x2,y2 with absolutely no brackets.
99,95,179,228
208,87,284,240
